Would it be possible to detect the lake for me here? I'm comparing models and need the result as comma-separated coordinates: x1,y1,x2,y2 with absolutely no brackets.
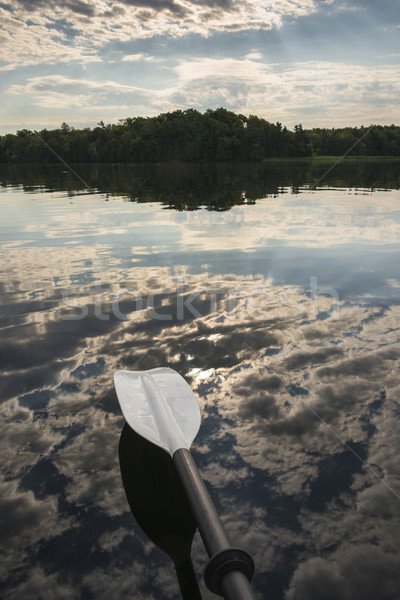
1,159,400,600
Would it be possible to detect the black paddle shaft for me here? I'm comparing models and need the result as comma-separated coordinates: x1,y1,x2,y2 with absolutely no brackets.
173,448,256,600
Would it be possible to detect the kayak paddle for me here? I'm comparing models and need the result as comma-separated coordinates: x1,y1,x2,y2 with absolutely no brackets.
114,367,255,600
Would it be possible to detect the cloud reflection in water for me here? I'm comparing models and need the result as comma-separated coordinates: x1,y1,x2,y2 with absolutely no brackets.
0,164,400,599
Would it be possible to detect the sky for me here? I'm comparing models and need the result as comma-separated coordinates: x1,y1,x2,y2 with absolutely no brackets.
0,0,399,134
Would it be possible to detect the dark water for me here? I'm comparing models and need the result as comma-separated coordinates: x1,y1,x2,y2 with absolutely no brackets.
1,159,400,600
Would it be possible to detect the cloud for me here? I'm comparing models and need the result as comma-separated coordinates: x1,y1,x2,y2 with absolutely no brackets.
286,544,400,600
1,167,400,599
283,347,344,370
316,347,400,380
1,566,75,600
171,57,400,125
7,75,149,95
121,53,153,62
0,489,65,545
0,1,320,69
6,74,158,110
182,293,400,596
0,6,101,68
0,482,73,583
10,0,96,17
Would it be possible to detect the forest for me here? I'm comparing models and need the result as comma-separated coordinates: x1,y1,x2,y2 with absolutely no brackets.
1,108,399,163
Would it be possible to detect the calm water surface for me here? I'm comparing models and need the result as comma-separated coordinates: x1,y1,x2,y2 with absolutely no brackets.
1,160,400,599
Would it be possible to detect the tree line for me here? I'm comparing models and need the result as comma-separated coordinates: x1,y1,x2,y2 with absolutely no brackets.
1,108,399,163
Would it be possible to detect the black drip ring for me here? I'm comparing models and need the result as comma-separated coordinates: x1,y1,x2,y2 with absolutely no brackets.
204,548,255,596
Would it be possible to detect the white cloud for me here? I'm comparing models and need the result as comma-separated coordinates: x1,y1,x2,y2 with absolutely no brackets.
7,74,150,95
0,6,101,68
6,57,400,127
243,51,264,60
171,57,400,126
0,1,320,69
6,74,161,110
121,53,154,62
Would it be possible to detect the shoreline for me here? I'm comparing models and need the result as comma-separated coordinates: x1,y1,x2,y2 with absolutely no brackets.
1,155,400,167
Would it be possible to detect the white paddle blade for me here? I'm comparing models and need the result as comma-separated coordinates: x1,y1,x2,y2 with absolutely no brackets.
114,367,201,456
